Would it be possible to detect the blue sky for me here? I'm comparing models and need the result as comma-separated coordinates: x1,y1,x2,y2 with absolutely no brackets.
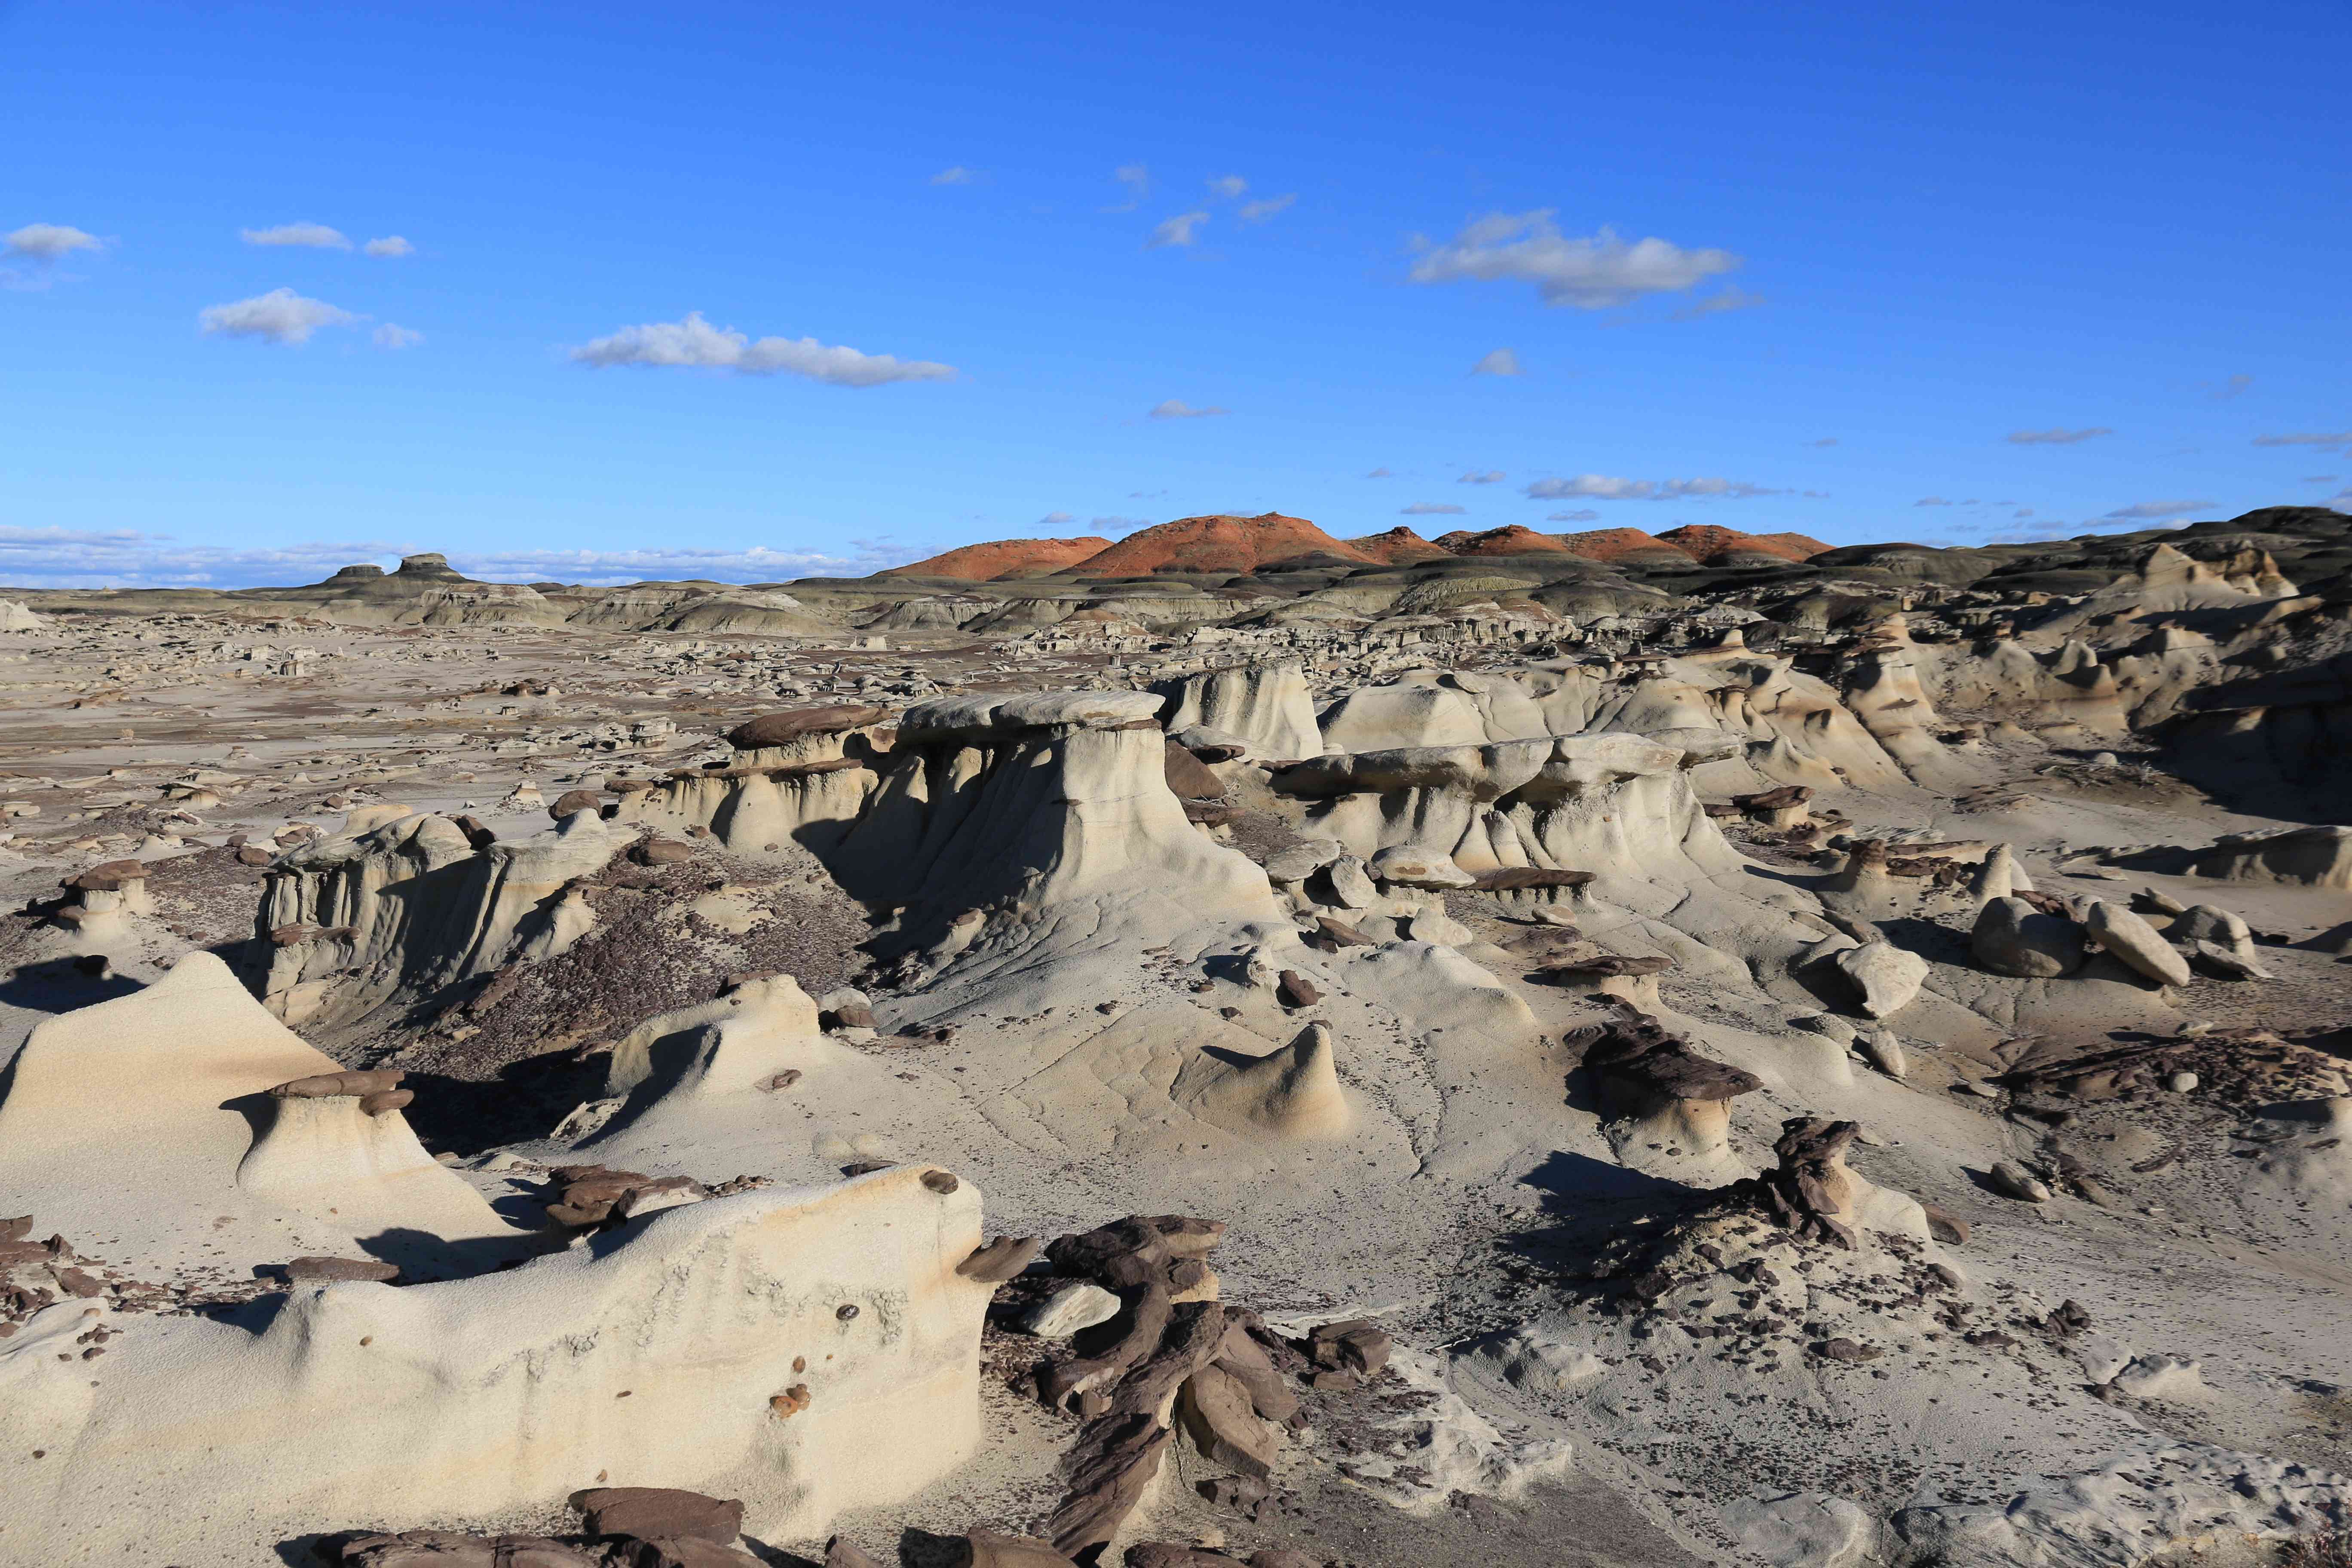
4,0,2347,587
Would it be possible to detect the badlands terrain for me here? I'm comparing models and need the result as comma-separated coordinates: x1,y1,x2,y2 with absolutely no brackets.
1,506,2349,1568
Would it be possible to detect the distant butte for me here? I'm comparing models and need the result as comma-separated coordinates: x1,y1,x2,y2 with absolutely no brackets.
880,536,1114,581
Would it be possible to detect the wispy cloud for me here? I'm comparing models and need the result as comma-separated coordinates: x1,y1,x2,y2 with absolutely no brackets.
2208,373,2253,401
5,223,101,260
1148,399,1228,419
570,311,955,386
1038,511,1076,527
198,288,356,346
363,235,414,257
1401,502,1467,515
1147,210,1209,248
1670,286,1764,320
1408,211,1739,309
1458,470,1505,485
1546,509,1601,523
2101,498,2216,521
1364,467,1394,478
1238,193,1295,222
1207,175,1248,199
2006,426,2114,445
1914,496,1954,507
2253,431,2352,454
1807,437,1838,447
1523,474,1778,501
372,323,423,350
931,166,977,185
1103,164,1150,212
241,221,352,250
1471,347,1522,377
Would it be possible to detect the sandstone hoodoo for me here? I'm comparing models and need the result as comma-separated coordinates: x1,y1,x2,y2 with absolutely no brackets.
4,501,2352,1568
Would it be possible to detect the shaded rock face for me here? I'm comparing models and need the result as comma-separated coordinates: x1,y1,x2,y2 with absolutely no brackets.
1972,896,2083,977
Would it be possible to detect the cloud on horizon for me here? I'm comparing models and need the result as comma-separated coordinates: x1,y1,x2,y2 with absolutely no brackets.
5,223,102,260
1408,211,1739,308
1546,509,1602,523
2006,426,2113,444
2254,431,2352,454
0,527,930,591
1524,474,1778,501
571,312,955,386
198,288,357,345
2102,498,2217,521
241,221,352,249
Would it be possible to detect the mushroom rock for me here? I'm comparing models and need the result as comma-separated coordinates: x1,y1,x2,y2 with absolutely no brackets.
1152,662,1322,760
1571,1014,1761,1169
1972,897,2085,977
1163,739,1229,802
255,809,623,1027
1366,842,1475,889
0,953,518,1274
0,1168,993,1565
1969,842,2034,903
722,704,891,763
1181,1020,1352,1139
1721,1118,1934,1246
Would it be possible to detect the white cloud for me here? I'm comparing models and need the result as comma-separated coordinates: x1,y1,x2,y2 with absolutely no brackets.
1400,502,1467,515
1208,175,1248,199
1523,474,1778,501
1148,399,1228,419
1546,509,1601,523
363,235,414,257
2254,431,2352,453
1914,496,1954,507
2102,498,2216,521
1670,286,1764,320
5,223,101,260
241,222,352,250
570,311,955,386
1038,511,1076,526
2324,490,2352,511
198,288,357,345
1458,470,1505,485
0,528,929,589
1364,467,1394,478
2006,426,2113,444
1409,211,1739,308
1104,164,1150,211
1471,348,1522,377
1147,210,1209,248
373,323,423,350
931,166,976,185
1238,194,1295,223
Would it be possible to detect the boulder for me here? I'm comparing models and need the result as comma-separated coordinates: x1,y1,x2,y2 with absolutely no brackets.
724,705,888,750
2084,900,2191,987
1018,1282,1124,1338
1972,897,2082,978
571,1486,744,1544
1366,843,1476,889
1832,941,1928,1018
1988,1161,2053,1203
